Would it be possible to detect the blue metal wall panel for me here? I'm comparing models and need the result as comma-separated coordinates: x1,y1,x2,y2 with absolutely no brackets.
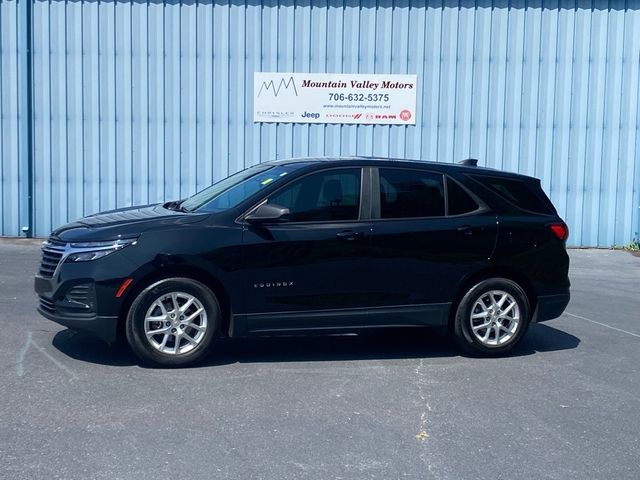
1,0,639,245
0,0,28,236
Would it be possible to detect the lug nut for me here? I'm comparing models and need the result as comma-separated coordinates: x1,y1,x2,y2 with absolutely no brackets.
165,322,171,327
180,325,185,329
180,316,184,320
171,328,177,333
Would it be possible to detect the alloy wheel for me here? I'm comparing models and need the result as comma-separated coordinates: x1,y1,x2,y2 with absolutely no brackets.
143,292,208,355
469,290,520,346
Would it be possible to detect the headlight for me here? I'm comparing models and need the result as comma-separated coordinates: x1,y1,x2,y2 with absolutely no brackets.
66,238,138,263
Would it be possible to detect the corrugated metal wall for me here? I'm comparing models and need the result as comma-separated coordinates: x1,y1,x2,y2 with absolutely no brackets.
0,0,29,237
1,0,639,246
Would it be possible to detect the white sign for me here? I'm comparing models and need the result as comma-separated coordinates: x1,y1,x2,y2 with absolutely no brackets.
253,72,417,125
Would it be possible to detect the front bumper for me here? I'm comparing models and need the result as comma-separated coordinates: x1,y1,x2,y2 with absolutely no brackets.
34,247,140,342
35,276,120,342
37,303,118,343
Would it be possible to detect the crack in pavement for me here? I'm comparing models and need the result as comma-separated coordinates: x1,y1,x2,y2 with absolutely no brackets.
415,358,439,479
16,331,78,380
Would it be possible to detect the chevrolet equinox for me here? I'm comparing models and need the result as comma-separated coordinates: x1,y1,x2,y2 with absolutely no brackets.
35,157,570,366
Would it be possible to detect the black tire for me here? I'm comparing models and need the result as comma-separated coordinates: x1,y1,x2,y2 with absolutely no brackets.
453,278,530,356
125,277,220,367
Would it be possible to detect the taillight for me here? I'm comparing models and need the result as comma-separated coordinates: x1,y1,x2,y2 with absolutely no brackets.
549,223,569,241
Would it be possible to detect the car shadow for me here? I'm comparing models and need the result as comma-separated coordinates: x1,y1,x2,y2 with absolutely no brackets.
51,323,580,368
52,329,139,367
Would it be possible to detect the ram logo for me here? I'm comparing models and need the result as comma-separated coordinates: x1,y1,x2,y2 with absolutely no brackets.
257,76,298,98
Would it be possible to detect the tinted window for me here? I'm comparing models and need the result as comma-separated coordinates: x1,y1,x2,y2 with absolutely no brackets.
379,169,445,218
447,177,479,215
474,175,554,214
184,164,302,212
268,168,361,222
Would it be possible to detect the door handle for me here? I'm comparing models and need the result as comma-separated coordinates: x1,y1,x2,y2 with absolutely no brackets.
336,230,362,241
457,225,474,235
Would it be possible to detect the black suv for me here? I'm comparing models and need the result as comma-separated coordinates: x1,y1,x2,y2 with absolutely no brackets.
35,157,570,366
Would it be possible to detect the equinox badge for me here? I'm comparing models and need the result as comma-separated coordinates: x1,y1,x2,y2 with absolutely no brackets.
253,281,294,289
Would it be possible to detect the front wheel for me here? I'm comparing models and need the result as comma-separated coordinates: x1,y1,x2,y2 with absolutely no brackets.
125,277,220,367
453,278,530,356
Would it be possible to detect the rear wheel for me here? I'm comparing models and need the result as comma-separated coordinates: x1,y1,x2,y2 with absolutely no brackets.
125,277,220,367
453,278,530,356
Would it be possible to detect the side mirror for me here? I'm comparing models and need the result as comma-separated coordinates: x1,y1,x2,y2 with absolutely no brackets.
245,203,290,224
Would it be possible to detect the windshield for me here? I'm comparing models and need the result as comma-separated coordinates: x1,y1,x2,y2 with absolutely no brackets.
180,164,302,212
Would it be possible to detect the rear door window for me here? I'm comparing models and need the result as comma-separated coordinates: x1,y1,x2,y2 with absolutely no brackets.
378,169,445,218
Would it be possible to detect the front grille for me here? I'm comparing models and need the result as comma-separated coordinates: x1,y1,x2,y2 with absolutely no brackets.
39,239,66,278
39,251,63,277
39,296,56,314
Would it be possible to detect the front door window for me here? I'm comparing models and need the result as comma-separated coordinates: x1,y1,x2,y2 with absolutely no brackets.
267,168,362,222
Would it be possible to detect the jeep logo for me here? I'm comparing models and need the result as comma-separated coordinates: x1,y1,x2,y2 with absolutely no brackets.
254,281,294,289
301,111,320,120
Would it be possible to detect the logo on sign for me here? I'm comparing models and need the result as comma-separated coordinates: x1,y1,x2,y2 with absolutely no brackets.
366,114,397,120
257,110,295,119
301,111,321,120
352,113,363,119
257,76,299,98
400,109,412,121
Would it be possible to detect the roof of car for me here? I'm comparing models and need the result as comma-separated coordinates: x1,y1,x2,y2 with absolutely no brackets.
263,156,537,181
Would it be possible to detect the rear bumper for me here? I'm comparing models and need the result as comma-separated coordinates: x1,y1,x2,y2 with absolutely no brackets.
36,306,118,342
533,291,570,323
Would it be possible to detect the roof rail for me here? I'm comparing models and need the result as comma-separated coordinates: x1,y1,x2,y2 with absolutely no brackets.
457,158,478,167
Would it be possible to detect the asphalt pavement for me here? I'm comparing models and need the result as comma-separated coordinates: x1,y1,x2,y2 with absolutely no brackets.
1,240,639,480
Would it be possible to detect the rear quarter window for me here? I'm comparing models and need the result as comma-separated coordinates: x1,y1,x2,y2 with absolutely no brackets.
471,175,555,214
446,177,480,215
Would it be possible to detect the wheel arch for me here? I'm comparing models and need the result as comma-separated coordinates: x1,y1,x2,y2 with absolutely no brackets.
116,265,232,340
448,266,538,331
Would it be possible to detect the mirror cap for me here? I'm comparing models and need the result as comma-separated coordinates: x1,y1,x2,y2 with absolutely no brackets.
245,203,290,223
